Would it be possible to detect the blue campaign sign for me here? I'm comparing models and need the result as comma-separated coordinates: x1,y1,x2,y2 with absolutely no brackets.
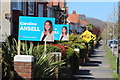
54,24,69,41
18,16,55,41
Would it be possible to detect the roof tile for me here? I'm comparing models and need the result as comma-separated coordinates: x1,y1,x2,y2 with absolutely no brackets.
60,0,65,8
53,0,59,6
67,14,80,23
80,19,88,26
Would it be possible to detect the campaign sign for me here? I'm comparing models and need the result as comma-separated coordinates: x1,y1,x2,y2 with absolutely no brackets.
18,16,55,41
54,24,69,41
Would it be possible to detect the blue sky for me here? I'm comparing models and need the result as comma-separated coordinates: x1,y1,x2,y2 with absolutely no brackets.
67,2,118,21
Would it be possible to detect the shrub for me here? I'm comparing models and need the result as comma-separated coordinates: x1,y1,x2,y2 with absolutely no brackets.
88,40,95,55
20,42,61,55
50,43,67,55
1,37,17,79
66,46,79,74
1,37,64,79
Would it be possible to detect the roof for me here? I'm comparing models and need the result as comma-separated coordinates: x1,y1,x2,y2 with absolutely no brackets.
80,19,88,26
65,6,68,14
47,0,53,7
67,13,80,23
53,0,59,6
47,0,66,9
60,0,65,8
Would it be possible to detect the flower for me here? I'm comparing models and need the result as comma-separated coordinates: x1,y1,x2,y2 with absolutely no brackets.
50,43,67,55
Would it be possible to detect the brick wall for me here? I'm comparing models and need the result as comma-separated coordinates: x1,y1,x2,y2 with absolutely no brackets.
14,55,34,80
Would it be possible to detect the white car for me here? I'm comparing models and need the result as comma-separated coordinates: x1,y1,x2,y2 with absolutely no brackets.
109,40,118,48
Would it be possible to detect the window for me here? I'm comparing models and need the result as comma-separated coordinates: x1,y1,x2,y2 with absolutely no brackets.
22,1,26,15
47,7,53,17
38,4,43,17
28,0,34,15
79,15,85,20
11,0,22,10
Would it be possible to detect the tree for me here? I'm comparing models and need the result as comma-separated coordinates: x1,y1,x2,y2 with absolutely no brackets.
102,3,118,42
86,24,94,32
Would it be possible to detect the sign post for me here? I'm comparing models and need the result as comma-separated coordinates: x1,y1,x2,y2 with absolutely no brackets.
17,40,21,55
18,16,70,79
44,41,47,52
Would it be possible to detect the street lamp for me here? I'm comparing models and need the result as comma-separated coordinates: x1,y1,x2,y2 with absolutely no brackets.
117,1,120,74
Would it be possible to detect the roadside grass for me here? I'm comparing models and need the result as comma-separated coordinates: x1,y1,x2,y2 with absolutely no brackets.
104,45,119,79
119,74,120,80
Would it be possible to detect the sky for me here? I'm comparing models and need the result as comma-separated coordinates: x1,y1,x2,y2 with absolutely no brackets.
67,2,118,22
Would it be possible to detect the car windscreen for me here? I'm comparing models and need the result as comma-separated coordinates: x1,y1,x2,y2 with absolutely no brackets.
109,41,118,44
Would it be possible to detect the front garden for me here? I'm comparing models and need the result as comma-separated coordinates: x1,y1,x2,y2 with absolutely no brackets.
0,33,100,79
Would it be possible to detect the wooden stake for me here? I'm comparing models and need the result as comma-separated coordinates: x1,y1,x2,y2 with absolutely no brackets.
44,41,47,52
55,68,58,80
18,40,21,55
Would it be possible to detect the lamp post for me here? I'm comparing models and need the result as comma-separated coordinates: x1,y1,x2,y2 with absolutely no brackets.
117,37,120,74
117,1,120,75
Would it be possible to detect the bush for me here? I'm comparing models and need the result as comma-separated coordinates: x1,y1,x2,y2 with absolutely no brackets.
20,42,61,55
88,40,95,55
1,37,64,79
1,37,17,79
66,46,79,74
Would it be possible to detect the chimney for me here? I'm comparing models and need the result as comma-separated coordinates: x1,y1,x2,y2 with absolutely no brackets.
72,11,76,14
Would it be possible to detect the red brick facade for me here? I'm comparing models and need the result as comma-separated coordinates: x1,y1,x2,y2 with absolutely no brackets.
14,62,33,79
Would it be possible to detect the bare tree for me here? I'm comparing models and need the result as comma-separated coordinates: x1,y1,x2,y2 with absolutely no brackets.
107,3,118,39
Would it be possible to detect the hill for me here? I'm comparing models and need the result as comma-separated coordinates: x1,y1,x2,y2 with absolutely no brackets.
86,17,105,28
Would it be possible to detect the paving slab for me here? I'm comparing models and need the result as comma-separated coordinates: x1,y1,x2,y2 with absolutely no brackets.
75,45,117,80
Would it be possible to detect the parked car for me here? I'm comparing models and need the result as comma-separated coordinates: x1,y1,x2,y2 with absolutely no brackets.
109,40,118,48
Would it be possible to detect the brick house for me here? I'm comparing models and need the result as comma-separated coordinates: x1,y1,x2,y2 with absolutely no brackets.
1,0,11,42
1,0,68,40
79,15,88,32
11,0,48,36
67,11,82,34
52,0,67,24
67,11,89,34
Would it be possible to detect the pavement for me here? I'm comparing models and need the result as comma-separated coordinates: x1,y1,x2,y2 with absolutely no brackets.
0,42,2,79
74,44,117,80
